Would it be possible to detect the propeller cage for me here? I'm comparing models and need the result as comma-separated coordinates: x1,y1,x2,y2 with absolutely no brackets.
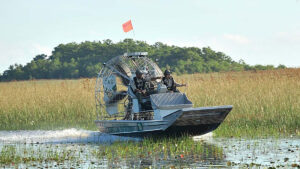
95,52,163,120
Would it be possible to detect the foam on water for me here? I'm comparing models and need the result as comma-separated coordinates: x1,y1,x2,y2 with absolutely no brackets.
0,128,139,144
0,129,213,144
192,132,213,141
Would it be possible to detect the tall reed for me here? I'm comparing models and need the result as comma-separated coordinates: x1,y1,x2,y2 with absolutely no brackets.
0,79,96,130
0,69,299,137
177,68,300,137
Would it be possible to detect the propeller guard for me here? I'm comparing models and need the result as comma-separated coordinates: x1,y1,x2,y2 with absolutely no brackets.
95,52,163,120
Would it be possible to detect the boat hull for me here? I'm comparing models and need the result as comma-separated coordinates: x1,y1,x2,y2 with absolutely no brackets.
95,105,232,137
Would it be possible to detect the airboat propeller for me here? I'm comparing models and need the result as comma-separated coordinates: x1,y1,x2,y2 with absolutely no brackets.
95,52,232,137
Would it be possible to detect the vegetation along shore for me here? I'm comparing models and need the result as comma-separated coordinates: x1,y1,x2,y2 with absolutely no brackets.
0,39,286,82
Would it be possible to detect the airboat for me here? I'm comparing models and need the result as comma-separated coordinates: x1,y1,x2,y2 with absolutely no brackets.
95,52,232,137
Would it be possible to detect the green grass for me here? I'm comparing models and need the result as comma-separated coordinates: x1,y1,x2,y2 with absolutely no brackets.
0,69,299,137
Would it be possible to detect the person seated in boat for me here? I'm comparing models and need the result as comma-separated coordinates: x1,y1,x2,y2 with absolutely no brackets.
131,69,160,105
162,69,186,92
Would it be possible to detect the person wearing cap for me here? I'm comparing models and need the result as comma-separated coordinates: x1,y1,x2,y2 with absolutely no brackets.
162,70,186,92
131,69,161,104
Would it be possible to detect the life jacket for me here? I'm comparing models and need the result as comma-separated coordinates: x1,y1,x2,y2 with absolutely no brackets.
162,76,176,91
133,77,146,90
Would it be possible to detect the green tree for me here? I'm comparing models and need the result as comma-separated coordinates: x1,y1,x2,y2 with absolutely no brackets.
0,39,285,81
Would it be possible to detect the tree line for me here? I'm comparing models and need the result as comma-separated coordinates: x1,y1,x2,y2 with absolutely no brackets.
0,39,286,81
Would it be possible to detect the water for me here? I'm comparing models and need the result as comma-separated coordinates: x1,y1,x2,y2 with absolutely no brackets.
0,129,299,168
208,137,300,168
0,128,139,144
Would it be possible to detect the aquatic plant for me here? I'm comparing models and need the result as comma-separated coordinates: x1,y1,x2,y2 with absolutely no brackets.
0,136,224,168
0,136,299,168
91,136,224,167
0,144,79,167
0,145,21,165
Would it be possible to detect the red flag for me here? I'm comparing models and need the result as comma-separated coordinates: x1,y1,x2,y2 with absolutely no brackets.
122,20,133,33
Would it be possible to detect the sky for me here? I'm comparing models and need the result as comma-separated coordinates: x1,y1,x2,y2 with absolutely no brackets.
0,0,300,73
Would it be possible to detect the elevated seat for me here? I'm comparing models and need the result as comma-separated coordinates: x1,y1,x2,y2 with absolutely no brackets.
150,93,193,110
128,85,153,113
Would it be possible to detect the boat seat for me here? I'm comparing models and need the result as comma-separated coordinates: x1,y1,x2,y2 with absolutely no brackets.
150,93,193,110
128,85,137,99
128,85,153,112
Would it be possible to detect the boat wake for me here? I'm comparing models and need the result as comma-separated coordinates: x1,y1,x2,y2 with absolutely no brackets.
192,132,213,141
0,128,140,144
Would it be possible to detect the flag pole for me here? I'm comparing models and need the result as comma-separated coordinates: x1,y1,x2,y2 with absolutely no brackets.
131,19,135,39
130,20,135,53
132,27,135,38
126,39,129,53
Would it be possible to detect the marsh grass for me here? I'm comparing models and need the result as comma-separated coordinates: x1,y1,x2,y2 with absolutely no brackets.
0,79,96,130
0,69,299,137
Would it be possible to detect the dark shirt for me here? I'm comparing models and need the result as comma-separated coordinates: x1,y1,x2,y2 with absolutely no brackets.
162,76,176,91
133,77,146,91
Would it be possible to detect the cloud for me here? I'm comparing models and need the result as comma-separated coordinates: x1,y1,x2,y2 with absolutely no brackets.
223,34,250,44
